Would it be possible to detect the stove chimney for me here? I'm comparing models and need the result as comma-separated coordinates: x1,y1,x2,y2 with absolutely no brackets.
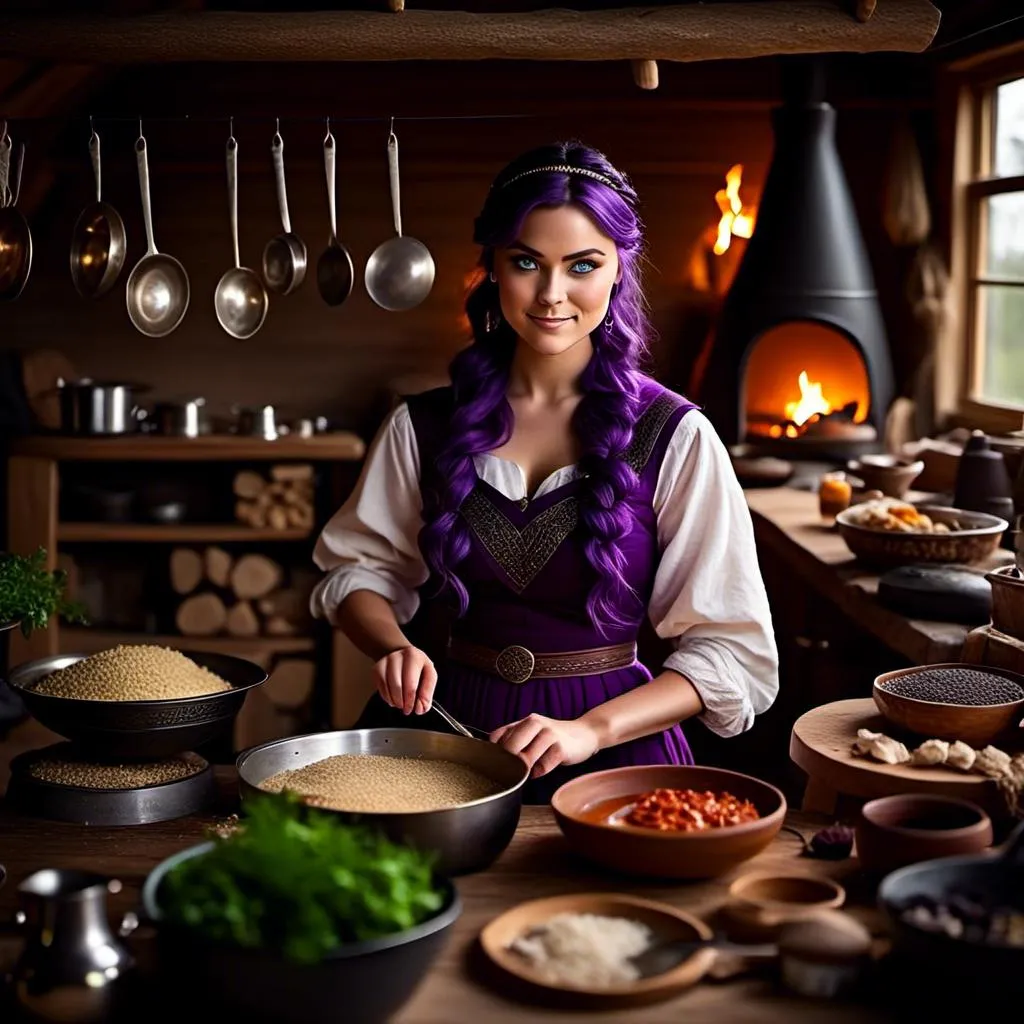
699,57,895,453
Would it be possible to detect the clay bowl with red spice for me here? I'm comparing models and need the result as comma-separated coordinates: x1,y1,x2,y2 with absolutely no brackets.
551,765,786,880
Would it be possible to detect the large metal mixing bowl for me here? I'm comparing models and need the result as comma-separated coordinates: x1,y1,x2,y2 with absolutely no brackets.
237,729,529,875
143,841,461,1024
7,651,267,758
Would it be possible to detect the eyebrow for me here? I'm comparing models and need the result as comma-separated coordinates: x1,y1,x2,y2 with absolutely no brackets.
510,241,606,261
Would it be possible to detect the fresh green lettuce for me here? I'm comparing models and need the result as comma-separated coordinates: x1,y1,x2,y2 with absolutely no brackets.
159,794,445,964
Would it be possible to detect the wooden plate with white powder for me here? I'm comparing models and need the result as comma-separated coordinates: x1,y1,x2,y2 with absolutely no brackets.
479,893,716,1007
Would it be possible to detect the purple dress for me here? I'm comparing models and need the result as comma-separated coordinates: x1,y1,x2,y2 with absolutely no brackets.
362,380,698,803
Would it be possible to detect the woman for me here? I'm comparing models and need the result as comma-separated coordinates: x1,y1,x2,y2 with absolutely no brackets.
311,141,779,802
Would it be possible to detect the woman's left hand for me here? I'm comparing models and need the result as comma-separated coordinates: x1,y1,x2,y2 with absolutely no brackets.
490,714,600,778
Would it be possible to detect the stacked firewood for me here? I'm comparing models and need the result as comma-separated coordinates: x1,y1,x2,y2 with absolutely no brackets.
233,465,314,531
170,546,316,639
232,647,319,751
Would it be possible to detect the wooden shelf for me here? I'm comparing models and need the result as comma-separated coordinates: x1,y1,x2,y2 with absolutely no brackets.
60,628,315,656
10,432,365,462
58,523,311,543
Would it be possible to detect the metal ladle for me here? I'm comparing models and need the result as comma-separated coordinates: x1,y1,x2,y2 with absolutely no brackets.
262,123,306,295
364,124,435,311
125,130,190,337
0,127,33,302
214,132,268,339
316,122,354,306
70,125,127,299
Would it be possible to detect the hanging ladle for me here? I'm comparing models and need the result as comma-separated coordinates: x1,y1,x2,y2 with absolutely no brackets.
125,128,190,337
0,126,34,302
214,130,268,339
70,125,127,299
262,122,306,295
316,122,354,306
364,123,435,311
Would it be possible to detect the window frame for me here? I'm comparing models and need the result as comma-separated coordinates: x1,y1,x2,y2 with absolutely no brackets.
941,45,1024,434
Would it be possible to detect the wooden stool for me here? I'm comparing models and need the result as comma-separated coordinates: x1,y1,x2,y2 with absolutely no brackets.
789,698,1004,818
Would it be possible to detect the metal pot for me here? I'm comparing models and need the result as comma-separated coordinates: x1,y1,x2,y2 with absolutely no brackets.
878,820,1024,1001
57,379,150,435
233,403,278,440
151,398,208,438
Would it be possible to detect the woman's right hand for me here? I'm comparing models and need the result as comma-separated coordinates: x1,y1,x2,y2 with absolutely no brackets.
373,645,438,716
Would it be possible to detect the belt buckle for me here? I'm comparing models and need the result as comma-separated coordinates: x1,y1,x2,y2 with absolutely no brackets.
495,645,535,684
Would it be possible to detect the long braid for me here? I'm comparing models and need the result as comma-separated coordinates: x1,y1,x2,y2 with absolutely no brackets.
574,283,648,634
418,283,514,613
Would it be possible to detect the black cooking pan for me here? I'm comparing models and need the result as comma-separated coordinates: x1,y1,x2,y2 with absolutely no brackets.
6,650,266,758
878,819,1024,997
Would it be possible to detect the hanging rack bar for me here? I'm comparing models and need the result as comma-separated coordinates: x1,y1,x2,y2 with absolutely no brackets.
0,3,940,64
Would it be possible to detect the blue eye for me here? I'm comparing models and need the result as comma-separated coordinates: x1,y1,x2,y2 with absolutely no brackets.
570,260,597,274
513,255,537,271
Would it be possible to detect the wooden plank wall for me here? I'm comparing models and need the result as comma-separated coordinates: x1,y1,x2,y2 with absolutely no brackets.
0,57,929,435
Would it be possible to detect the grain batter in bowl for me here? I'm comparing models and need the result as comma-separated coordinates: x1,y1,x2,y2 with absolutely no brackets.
258,753,503,813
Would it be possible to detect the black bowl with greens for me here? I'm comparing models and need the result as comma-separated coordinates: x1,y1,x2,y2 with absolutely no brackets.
140,795,460,1023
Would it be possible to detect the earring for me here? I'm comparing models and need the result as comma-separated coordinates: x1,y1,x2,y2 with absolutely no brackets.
486,308,502,332
604,312,614,329
489,271,497,283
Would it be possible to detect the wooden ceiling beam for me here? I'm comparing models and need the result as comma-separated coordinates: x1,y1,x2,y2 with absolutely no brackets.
0,2,941,64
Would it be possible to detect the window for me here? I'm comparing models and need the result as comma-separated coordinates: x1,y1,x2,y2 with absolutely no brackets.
953,67,1024,426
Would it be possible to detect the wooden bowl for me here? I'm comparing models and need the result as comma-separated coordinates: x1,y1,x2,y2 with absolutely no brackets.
872,664,1024,747
550,765,786,880
479,892,716,1008
846,456,924,499
835,504,1007,567
987,564,1024,642
720,872,845,942
856,794,993,876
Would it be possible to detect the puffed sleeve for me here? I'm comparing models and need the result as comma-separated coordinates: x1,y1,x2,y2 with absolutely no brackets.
648,410,780,737
309,403,429,625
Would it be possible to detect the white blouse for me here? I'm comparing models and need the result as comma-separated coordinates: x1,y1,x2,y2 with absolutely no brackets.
311,402,779,738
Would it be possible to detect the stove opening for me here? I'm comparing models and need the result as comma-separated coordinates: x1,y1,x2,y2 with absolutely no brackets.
743,321,875,446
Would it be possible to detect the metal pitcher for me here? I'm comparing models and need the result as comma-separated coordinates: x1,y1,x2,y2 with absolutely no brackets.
10,868,134,1023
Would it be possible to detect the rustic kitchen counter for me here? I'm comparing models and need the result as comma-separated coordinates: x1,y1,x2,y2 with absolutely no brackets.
746,486,1013,665
0,765,904,1023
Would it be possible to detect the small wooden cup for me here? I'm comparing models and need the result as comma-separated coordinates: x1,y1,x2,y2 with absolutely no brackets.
720,873,845,942
856,794,993,876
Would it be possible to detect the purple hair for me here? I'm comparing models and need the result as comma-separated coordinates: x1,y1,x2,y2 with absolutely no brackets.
419,141,654,636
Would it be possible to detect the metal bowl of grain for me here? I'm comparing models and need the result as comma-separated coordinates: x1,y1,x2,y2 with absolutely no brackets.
236,729,530,875
7,649,267,758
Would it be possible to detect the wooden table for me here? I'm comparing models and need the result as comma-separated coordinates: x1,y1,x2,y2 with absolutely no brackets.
789,698,1005,817
746,487,1013,666
0,769,903,1023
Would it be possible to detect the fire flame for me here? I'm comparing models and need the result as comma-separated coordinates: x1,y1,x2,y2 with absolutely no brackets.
784,371,832,426
713,164,756,255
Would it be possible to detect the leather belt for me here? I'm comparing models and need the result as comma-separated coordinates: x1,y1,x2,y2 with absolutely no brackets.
447,638,637,685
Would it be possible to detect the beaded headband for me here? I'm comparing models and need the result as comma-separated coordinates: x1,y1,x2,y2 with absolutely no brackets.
499,164,621,191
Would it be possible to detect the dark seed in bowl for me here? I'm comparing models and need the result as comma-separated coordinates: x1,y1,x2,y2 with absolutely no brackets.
879,667,1024,706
